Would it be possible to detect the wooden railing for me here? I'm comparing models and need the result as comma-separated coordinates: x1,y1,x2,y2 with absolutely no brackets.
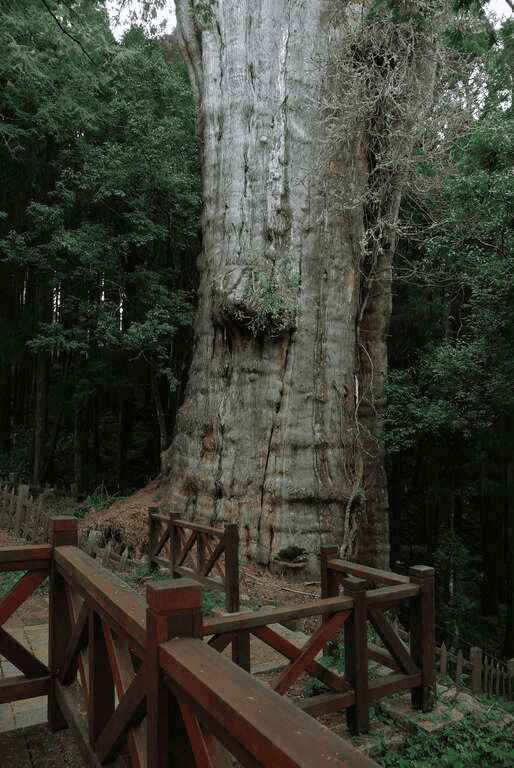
1,517,382,768
320,546,436,730
437,642,514,699
148,508,239,612
0,540,53,706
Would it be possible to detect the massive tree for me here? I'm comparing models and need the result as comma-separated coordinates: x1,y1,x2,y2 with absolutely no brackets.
163,0,446,571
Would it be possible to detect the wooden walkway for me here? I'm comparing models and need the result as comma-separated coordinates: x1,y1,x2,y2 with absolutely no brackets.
1,722,87,768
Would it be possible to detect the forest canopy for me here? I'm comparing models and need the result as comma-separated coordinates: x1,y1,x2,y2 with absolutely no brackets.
0,0,201,492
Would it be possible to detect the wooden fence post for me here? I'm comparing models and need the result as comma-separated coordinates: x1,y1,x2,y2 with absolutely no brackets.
320,545,339,657
343,576,369,734
224,523,250,670
146,579,203,768
320,545,339,600
169,512,181,577
148,506,159,572
409,565,435,712
89,608,115,748
48,515,79,730
470,646,482,695
507,658,514,700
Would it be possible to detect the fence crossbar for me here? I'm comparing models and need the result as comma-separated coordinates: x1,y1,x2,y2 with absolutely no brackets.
160,637,379,768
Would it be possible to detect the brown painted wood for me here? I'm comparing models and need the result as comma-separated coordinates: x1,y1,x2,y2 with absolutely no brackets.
365,583,420,606
252,625,351,693
0,674,50,704
0,625,49,678
64,584,90,711
146,580,202,768
160,637,381,768
273,610,351,695
171,518,225,537
200,537,225,579
61,599,89,685
178,702,233,768
0,570,48,624
368,672,422,701
298,689,355,717
203,595,353,634
231,630,251,672
88,611,115,748
409,566,435,712
55,680,126,768
55,546,147,657
367,643,401,672
207,632,236,652
367,605,419,675
48,532,71,731
343,577,369,734
0,544,52,572
328,558,410,585
224,524,239,613
102,623,146,768
94,666,147,765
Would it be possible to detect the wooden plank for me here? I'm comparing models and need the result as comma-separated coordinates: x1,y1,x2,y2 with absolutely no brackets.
0,570,48,625
55,680,126,768
252,625,351,693
179,702,233,768
55,546,147,657
0,674,50,704
160,638,380,768
203,595,353,634
172,519,225,538
328,558,410,585
366,584,419,606
89,612,115,748
367,605,418,675
152,525,171,559
299,689,355,717
102,622,146,768
208,632,236,652
94,667,147,765
61,599,89,685
273,610,351,695
368,672,422,700
200,537,225,579
0,625,49,678
367,643,401,672
0,544,52,572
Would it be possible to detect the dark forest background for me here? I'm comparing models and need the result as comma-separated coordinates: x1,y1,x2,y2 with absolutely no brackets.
1,0,514,658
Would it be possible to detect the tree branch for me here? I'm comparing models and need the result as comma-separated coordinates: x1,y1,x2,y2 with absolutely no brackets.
40,0,98,66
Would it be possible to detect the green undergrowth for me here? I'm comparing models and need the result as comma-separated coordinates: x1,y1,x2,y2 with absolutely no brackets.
72,486,121,520
0,569,24,597
374,711,514,767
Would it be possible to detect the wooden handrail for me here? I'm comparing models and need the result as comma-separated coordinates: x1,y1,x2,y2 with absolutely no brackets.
203,595,353,635
160,637,380,768
54,545,147,657
326,557,410,585
0,544,52,571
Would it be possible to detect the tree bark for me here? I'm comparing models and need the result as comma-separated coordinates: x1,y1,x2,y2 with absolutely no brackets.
164,0,436,572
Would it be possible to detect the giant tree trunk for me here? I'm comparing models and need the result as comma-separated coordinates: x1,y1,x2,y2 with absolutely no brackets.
164,0,438,572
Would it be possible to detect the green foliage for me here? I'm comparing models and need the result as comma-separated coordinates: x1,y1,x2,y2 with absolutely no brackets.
385,10,514,654
202,586,225,617
0,571,25,598
73,486,120,519
375,711,514,767
242,257,299,337
0,0,201,491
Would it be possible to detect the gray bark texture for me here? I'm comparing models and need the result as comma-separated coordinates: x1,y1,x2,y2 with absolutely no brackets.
162,0,437,573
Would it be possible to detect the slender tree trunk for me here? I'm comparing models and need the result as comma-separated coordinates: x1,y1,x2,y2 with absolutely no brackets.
165,0,438,572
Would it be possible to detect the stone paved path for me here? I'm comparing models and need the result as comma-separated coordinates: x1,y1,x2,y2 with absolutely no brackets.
0,590,49,733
